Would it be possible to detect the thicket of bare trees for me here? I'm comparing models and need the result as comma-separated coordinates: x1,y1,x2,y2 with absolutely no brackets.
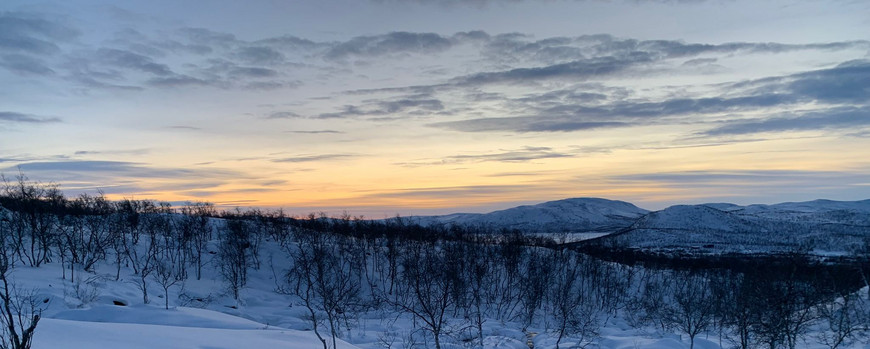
0,198,44,349
0,174,868,349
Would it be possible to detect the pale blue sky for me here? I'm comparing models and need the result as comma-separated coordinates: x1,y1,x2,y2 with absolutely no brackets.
2,0,869,215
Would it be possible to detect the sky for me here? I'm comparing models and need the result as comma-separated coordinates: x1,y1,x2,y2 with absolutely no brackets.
1,0,869,216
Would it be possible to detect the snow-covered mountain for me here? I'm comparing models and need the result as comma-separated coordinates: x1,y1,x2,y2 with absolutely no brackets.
406,197,869,255
413,197,649,234
634,205,762,232
585,199,870,255
751,199,870,213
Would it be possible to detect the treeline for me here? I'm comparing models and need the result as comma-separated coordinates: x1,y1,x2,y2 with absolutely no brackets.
0,176,868,349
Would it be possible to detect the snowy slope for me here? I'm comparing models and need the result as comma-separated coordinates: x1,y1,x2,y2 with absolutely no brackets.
737,199,870,226
6,261,361,349
35,311,359,349
635,205,761,232
587,199,870,255
408,197,869,253
415,198,648,234
752,199,870,214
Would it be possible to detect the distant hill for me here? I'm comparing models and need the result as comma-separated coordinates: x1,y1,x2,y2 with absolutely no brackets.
409,197,870,256
583,199,870,256
412,197,648,234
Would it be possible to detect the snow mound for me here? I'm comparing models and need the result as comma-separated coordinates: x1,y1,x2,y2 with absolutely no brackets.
35,316,359,349
52,305,267,329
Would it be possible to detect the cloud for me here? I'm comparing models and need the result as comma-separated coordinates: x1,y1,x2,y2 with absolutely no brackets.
254,35,320,50
431,116,626,133
235,46,285,65
318,98,445,119
267,111,301,119
22,24,302,92
186,59,290,89
229,66,279,78
615,169,870,189
287,130,343,134
324,32,453,60
785,60,870,104
73,149,150,156
564,94,795,118
96,48,173,76
1,160,247,196
476,32,867,70
7,13,866,101
183,187,284,198
0,12,79,55
0,54,54,75
701,106,870,136
432,58,870,134
166,125,202,130
682,57,717,66
464,37,870,86
0,111,61,123
147,74,211,87
396,146,575,166
358,184,537,200
271,154,354,163
484,171,551,177
244,81,294,90
456,56,653,86
617,170,823,184
177,27,237,48
4,160,204,178
447,146,573,162
258,179,290,187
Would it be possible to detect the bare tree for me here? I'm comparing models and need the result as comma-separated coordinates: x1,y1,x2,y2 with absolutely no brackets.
391,242,456,349
178,202,214,280
152,257,185,310
462,242,492,348
550,252,599,349
517,248,553,330
663,271,716,349
57,193,112,283
751,260,822,349
816,286,869,348
128,212,166,305
491,233,524,321
0,218,43,349
715,272,757,349
628,268,673,333
218,219,251,300
1,174,61,267
281,230,361,349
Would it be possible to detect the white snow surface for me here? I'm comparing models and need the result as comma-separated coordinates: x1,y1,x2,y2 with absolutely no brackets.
9,263,358,349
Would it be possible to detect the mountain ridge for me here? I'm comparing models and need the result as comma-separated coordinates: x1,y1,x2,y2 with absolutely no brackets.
411,197,870,255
